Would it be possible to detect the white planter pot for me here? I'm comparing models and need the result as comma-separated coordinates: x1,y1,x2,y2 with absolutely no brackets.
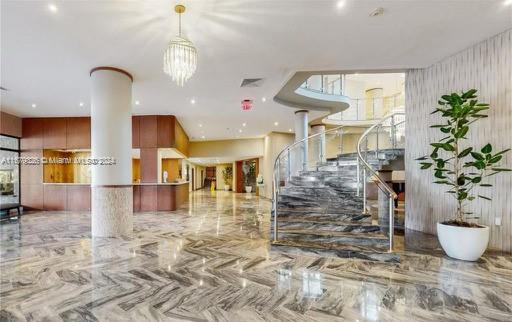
224,185,230,191
245,186,253,193
437,222,489,261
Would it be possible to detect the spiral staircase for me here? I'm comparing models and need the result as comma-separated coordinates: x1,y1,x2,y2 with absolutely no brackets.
271,113,405,262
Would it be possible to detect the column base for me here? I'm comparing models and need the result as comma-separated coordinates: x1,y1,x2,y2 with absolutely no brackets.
91,186,133,237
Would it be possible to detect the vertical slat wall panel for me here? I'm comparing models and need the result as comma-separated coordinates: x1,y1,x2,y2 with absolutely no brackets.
405,30,512,252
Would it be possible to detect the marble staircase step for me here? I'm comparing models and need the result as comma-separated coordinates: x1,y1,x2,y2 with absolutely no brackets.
273,229,389,247
276,219,379,233
271,239,400,263
275,209,370,222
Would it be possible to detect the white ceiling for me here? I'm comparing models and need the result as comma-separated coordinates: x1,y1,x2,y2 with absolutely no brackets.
1,1,511,141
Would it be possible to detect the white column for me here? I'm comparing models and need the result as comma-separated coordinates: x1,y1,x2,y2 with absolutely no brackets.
293,110,309,174
311,124,326,163
90,67,133,237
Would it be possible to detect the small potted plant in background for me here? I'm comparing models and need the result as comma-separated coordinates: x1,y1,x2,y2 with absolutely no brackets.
242,161,256,193
222,166,232,191
417,89,511,261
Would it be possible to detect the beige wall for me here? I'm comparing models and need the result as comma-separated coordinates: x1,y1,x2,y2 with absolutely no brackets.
405,30,512,251
261,132,295,199
189,138,264,159
215,163,234,191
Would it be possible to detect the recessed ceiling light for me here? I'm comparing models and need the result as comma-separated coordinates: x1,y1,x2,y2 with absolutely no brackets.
336,0,346,9
504,0,512,5
261,97,267,102
48,4,58,13
238,129,242,133
201,135,206,139
190,98,196,104
135,100,140,105
79,102,84,107
31,103,37,108
242,122,246,127
288,128,292,132
198,124,203,127
274,121,279,126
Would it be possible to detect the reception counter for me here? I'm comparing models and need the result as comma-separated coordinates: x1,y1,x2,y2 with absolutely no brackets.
39,182,189,212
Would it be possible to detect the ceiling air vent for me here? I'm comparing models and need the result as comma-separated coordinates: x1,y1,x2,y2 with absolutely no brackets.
240,78,264,87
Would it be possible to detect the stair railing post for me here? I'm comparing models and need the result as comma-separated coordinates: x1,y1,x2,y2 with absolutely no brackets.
389,194,394,252
273,159,280,242
375,125,380,159
391,114,396,149
362,167,367,214
356,160,360,197
287,149,291,182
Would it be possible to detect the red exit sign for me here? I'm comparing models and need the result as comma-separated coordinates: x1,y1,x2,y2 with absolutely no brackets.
241,99,253,110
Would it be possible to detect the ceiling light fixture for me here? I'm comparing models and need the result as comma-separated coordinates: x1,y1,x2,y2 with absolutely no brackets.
336,0,346,9
261,97,267,102
274,121,279,126
31,103,37,108
163,4,197,86
504,0,512,5
79,102,84,107
135,100,140,105
48,4,58,13
288,128,292,132
238,129,242,133
198,124,203,127
190,98,196,104
201,135,205,139
242,122,246,127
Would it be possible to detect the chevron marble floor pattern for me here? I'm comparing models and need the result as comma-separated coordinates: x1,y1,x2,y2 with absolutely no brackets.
1,190,511,321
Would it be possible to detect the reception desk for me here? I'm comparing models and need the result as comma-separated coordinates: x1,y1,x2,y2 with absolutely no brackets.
40,182,189,212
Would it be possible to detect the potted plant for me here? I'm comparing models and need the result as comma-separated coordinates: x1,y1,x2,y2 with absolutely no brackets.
242,161,256,193
222,167,232,191
417,89,510,261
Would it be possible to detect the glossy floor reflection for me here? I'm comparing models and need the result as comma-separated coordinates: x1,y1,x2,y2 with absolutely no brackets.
1,190,511,321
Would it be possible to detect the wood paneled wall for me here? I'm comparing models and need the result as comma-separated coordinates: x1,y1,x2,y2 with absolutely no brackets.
405,30,512,251
0,112,22,137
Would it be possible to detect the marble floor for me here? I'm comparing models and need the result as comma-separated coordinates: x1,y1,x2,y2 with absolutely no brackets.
1,190,511,322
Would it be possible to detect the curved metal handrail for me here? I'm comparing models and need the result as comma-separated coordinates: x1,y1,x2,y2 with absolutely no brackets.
272,125,344,241
356,111,404,252
356,114,402,200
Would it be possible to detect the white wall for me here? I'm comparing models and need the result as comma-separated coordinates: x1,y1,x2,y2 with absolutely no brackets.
405,30,512,252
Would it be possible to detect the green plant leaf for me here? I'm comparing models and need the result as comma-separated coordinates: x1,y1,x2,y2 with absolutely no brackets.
479,184,493,187
454,126,469,138
462,89,477,99
434,170,446,179
470,152,484,160
430,124,445,128
481,143,492,154
458,147,472,158
489,155,502,164
434,180,450,185
415,156,428,161
420,163,433,169
496,148,511,156
440,127,451,133
457,191,468,200
478,195,492,201
441,95,451,101
471,177,481,184
491,168,512,172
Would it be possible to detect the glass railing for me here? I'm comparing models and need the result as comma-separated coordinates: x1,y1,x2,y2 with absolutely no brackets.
357,112,405,251
328,93,404,122
300,74,346,96
272,126,347,238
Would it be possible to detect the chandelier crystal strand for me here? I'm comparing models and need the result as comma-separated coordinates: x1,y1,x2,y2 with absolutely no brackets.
163,5,197,86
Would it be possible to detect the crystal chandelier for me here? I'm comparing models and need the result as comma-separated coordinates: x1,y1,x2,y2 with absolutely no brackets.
163,4,197,86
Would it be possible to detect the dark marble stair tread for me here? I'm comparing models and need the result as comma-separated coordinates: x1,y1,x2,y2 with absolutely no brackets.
276,228,389,240
271,240,400,263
